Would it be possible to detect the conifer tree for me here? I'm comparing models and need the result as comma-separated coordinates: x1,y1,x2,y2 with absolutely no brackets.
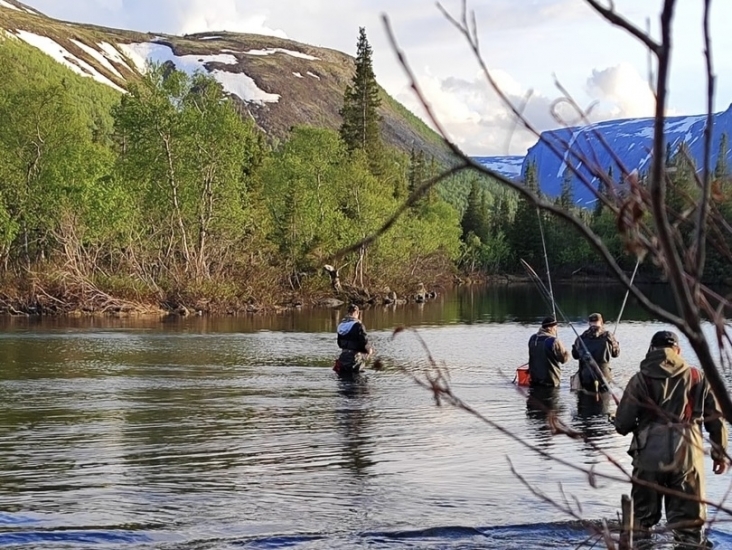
714,132,729,179
508,161,543,266
558,170,574,209
593,165,613,219
461,179,490,243
339,27,384,173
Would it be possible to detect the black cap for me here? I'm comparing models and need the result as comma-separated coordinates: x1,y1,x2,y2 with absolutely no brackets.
541,316,558,328
347,304,360,314
650,330,679,348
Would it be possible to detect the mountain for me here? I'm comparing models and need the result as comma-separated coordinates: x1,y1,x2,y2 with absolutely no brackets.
0,1,451,163
473,155,524,180
476,105,732,206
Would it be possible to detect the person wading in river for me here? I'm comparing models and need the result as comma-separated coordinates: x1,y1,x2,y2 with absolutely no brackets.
527,316,570,388
614,330,728,549
571,312,619,393
334,304,373,377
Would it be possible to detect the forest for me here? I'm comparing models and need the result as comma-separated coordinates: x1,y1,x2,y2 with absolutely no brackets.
0,30,729,315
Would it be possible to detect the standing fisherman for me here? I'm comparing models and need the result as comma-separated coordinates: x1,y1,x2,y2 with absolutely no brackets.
614,331,728,548
571,313,620,393
528,316,570,387
334,304,373,377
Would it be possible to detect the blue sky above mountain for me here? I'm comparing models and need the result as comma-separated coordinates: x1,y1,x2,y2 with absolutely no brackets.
19,0,732,157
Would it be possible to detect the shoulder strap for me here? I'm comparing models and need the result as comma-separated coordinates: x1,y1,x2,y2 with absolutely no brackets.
683,367,701,421
642,369,700,422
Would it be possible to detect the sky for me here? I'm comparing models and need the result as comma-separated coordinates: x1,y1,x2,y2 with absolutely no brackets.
20,0,732,157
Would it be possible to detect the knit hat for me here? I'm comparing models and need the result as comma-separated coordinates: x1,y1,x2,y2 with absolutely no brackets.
541,316,558,328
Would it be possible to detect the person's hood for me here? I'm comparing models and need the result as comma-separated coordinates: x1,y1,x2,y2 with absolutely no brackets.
537,327,555,337
581,326,606,339
337,316,359,335
640,348,689,379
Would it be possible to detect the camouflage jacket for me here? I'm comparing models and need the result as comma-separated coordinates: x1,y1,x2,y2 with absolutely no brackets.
614,348,728,468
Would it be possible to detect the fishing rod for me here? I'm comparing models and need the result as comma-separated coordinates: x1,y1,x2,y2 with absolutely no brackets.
536,209,556,319
613,258,641,336
520,258,621,404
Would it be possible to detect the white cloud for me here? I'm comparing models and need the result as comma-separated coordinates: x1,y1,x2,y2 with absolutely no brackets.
175,2,287,37
397,68,558,156
585,63,655,120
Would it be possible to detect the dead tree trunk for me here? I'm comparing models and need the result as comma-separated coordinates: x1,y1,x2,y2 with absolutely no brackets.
619,494,633,550
323,264,342,292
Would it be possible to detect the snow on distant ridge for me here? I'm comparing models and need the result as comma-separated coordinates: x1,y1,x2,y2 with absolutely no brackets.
71,39,124,79
98,42,133,73
14,31,126,93
0,0,20,10
120,42,280,104
244,48,318,61
474,155,524,179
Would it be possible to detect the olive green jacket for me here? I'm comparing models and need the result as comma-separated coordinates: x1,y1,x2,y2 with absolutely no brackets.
614,348,727,468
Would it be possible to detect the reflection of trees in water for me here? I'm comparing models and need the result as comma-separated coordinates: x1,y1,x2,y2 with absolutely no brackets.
525,386,563,454
525,388,617,462
336,376,374,477
572,391,616,462
574,392,614,436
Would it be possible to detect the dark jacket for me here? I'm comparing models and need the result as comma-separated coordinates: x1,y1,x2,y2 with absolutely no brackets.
528,328,570,387
337,315,370,354
572,327,619,390
614,348,728,469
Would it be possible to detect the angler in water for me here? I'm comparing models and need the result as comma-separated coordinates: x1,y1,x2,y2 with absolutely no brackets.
614,331,727,548
571,312,620,393
334,304,373,378
527,316,570,387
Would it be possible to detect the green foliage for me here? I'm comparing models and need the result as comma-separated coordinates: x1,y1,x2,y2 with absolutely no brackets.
113,65,263,280
339,27,385,175
715,133,729,179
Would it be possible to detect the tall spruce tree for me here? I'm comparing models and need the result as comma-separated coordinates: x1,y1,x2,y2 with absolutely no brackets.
339,27,384,174
714,132,729,179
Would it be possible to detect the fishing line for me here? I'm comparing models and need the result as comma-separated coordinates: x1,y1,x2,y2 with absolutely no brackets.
536,208,556,319
613,258,641,336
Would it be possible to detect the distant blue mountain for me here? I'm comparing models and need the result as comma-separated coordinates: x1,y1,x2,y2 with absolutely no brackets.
475,104,732,206
473,155,524,180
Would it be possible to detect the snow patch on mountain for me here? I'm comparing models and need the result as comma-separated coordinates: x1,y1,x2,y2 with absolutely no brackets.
0,0,20,11
71,39,124,79
243,47,318,60
120,42,280,104
15,31,126,92
474,156,524,180
211,70,280,104
98,42,133,73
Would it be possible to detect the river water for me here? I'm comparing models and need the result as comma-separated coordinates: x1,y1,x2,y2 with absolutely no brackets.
0,283,731,549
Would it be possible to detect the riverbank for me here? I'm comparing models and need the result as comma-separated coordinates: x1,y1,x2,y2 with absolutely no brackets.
0,263,687,318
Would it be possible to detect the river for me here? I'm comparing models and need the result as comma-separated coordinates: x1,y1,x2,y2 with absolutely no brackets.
0,283,730,549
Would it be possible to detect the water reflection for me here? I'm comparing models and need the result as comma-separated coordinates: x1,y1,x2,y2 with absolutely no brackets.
524,386,563,452
573,391,615,445
335,376,374,477
0,282,693,335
